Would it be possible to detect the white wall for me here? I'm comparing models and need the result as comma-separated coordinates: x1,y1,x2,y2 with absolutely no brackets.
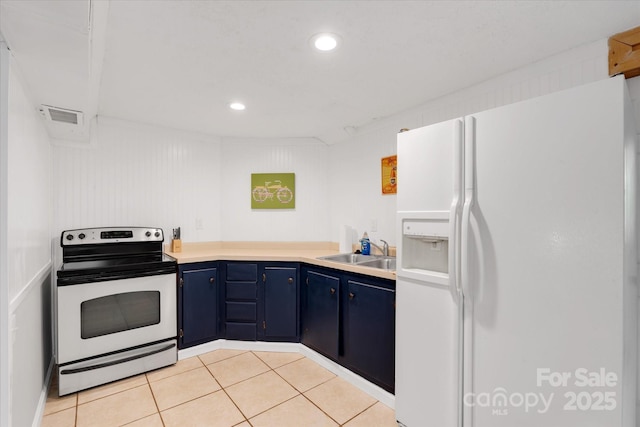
52,117,222,257
53,130,330,244
220,138,329,242
328,123,399,248
327,39,613,248
7,54,52,427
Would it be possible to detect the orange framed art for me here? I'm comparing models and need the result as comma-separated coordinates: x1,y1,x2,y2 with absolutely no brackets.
381,155,397,194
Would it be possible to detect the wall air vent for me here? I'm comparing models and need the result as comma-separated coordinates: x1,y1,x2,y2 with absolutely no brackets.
39,105,84,126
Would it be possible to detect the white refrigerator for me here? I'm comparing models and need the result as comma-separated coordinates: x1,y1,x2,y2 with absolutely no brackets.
395,75,637,427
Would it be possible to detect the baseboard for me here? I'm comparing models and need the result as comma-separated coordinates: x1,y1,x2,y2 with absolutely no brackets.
178,340,395,409
31,357,54,427
177,339,301,360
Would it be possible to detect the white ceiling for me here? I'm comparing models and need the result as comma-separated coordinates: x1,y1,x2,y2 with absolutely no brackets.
1,0,639,144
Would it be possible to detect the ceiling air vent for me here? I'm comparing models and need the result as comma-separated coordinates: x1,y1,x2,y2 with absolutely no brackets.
39,105,84,126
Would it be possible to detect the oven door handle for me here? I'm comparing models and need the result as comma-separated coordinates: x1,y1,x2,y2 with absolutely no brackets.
60,342,176,375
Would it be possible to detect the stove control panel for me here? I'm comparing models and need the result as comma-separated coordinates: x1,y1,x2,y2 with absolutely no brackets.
61,227,164,246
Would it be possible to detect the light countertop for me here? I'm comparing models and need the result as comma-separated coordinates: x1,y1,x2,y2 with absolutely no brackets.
165,241,396,281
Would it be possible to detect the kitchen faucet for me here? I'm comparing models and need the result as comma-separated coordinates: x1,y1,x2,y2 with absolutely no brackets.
369,239,389,256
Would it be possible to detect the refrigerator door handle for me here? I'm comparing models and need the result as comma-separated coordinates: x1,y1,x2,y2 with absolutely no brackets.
449,119,464,301
460,115,476,427
461,116,485,304
461,116,475,301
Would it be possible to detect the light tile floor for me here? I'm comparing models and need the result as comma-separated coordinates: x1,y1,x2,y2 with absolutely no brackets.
42,350,397,427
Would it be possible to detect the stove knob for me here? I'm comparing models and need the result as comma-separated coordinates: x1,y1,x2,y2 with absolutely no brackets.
145,231,152,237
78,233,86,240
66,234,74,241
154,231,161,238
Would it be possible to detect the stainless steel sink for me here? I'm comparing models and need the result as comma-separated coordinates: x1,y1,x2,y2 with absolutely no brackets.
357,257,396,271
318,253,396,271
319,253,376,264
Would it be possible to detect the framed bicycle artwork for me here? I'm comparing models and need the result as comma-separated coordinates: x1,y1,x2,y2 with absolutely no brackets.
251,173,296,209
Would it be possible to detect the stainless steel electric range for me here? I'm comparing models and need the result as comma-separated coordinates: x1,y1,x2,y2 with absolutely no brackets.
56,227,178,396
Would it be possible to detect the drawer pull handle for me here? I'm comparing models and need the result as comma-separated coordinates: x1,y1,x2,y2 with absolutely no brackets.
330,287,336,295
288,277,293,284
209,277,215,284
349,292,355,300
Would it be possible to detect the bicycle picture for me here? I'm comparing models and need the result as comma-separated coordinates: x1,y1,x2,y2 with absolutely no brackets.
251,173,296,209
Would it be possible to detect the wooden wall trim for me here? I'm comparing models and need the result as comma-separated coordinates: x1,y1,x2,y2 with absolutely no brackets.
609,26,640,79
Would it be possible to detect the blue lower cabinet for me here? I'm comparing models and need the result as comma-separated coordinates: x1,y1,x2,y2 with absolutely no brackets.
301,269,340,360
343,278,396,393
222,262,300,342
301,267,396,393
179,260,395,393
262,266,299,341
178,262,219,349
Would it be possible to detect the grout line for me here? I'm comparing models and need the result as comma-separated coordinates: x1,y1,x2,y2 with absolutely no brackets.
221,387,252,424
267,360,378,426
146,359,203,384
339,400,378,426
298,389,343,426
76,375,148,406
206,353,271,388
145,374,165,427
244,393,301,422
250,349,305,370
154,389,225,413
219,380,250,424
269,358,335,394
296,374,337,394
197,348,249,366
220,353,302,422
148,367,222,412
264,355,343,425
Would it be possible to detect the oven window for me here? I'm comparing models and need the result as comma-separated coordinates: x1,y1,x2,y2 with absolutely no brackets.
81,291,160,339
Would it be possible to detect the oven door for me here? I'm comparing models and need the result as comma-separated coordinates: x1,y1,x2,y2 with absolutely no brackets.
57,273,176,364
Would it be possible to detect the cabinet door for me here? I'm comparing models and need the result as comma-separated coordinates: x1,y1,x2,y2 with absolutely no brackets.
344,279,395,392
182,267,218,346
302,270,340,360
264,267,297,339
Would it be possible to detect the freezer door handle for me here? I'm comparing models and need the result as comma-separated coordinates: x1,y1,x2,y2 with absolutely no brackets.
461,116,485,303
449,119,464,302
461,116,476,300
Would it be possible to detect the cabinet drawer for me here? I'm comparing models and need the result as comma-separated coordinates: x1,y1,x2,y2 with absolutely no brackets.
226,302,256,321
226,322,257,341
226,263,258,281
226,282,257,300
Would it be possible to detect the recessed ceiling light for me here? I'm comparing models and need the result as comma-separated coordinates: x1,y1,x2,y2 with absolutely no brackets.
229,102,246,111
311,33,340,51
